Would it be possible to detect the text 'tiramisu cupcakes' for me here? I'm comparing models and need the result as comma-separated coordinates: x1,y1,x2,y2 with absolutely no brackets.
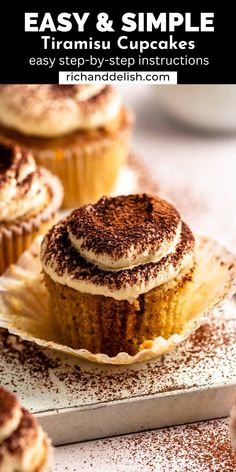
0,140,63,274
41,194,195,356
0,386,51,471
0,85,133,208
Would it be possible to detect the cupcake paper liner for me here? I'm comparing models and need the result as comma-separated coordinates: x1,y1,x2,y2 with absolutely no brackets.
0,172,63,275
0,234,235,365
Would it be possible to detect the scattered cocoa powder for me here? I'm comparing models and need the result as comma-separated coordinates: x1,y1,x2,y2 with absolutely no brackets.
51,419,235,471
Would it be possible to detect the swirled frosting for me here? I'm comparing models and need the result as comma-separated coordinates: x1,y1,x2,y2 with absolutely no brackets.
41,194,195,300
0,387,49,472
0,85,122,137
0,141,58,222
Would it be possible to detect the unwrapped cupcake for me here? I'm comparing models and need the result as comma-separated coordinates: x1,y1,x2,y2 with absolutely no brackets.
0,140,63,274
0,386,51,471
0,85,133,208
41,193,196,357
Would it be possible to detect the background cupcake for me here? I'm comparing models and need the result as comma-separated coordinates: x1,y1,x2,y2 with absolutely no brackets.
0,140,63,274
0,85,133,208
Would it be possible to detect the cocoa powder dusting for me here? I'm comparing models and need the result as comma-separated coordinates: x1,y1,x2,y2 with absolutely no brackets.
0,329,60,391
0,140,47,208
0,141,30,184
68,193,181,259
0,84,112,118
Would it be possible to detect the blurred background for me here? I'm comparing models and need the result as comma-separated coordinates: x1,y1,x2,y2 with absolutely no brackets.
119,85,236,250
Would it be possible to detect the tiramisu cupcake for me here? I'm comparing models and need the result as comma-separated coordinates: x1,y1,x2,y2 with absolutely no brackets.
41,194,195,357
0,386,50,471
0,85,133,208
0,140,63,275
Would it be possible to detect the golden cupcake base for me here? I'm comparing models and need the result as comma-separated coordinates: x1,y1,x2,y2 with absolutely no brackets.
0,173,62,275
0,108,133,209
0,235,235,364
44,267,195,357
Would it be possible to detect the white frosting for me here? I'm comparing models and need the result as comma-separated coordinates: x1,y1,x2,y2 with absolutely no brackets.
0,424,46,472
0,85,122,137
0,147,50,222
69,220,182,271
0,406,22,443
43,239,194,300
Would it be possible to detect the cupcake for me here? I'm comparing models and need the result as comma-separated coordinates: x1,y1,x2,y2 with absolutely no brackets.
0,85,133,208
0,140,63,275
0,386,51,471
41,193,195,357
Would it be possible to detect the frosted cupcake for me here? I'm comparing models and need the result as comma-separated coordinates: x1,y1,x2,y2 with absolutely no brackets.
41,194,195,357
0,140,63,274
0,386,51,471
0,85,133,208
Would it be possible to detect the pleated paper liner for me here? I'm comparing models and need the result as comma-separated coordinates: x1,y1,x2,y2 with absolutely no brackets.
0,236,235,365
